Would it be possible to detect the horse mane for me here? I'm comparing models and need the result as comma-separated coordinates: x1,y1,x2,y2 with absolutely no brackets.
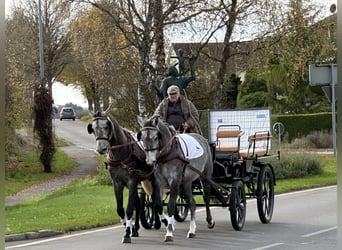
144,115,174,138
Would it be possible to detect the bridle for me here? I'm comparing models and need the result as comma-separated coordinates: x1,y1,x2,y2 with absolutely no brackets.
140,126,178,155
92,116,113,142
92,116,138,149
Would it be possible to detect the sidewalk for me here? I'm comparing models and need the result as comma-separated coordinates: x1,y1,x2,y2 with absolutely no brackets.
5,145,99,241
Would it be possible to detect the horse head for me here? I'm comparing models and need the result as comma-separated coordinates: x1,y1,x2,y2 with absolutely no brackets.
87,111,113,154
138,115,173,165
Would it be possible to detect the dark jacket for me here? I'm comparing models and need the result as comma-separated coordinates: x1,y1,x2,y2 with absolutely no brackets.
154,95,200,133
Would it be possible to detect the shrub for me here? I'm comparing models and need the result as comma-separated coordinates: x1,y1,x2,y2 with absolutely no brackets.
91,163,112,186
306,130,332,148
266,153,322,180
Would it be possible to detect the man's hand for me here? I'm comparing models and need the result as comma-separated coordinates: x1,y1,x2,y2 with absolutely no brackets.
182,122,189,133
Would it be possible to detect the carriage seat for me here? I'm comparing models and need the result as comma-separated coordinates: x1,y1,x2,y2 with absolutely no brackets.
215,129,244,153
239,131,272,158
215,126,244,167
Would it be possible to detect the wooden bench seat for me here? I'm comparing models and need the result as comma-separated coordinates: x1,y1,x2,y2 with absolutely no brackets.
215,128,244,153
239,131,271,158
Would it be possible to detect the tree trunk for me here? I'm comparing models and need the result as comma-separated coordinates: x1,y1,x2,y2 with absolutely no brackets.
33,82,55,173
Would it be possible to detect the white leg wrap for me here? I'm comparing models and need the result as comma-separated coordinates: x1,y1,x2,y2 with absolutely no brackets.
126,219,132,228
169,215,175,226
189,220,196,234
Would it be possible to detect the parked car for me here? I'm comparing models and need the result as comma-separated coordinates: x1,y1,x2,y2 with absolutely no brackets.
60,107,76,121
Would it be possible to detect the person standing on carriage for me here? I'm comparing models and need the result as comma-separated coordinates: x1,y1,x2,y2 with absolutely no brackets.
154,85,201,134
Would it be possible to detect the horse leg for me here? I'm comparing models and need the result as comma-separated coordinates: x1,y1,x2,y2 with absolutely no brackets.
131,189,140,237
153,176,168,229
201,177,215,229
150,178,163,230
164,180,180,242
113,182,125,225
122,182,139,243
182,182,197,238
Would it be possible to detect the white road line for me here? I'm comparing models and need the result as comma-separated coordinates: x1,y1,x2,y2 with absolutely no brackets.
6,225,121,249
301,226,337,238
250,242,284,250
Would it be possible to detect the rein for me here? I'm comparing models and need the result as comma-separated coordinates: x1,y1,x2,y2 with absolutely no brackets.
108,140,138,150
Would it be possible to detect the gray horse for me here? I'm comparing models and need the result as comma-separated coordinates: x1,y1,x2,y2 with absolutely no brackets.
138,115,215,242
87,108,155,243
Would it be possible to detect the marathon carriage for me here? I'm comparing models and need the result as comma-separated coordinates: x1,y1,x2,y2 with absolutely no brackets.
139,108,279,233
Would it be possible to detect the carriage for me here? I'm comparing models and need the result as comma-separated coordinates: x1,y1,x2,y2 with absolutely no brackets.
139,108,279,232
88,107,279,243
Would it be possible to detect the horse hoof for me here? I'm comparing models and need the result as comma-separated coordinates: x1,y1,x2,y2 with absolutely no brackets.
187,233,196,239
122,236,131,243
208,220,215,229
131,231,139,237
164,236,173,242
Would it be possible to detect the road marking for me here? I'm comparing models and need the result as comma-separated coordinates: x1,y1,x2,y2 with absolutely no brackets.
250,242,284,250
301,226,337,238
6,225,122,249
275,185,336,198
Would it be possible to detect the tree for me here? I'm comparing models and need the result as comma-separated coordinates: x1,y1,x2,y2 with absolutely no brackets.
69,0,216,123
251,0,335,114
7,0,72,172
226,73,241,109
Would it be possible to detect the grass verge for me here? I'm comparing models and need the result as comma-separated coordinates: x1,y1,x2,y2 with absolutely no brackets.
5,147,76,196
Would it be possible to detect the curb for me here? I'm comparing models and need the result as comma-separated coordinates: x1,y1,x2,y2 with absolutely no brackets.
5,230,64,242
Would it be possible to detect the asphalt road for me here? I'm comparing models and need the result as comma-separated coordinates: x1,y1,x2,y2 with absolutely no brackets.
53,118,96,151
6,119,337,249
6,186,337,249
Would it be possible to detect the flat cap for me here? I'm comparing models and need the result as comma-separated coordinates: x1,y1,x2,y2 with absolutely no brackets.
167,85,180,95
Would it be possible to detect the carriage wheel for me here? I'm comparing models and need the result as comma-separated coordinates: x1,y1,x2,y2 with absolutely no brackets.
174,195,189,222
229,180,246,231
256,164,275,224
139,191,154,229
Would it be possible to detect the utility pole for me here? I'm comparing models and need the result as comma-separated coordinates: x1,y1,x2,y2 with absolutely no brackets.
38,0,44,82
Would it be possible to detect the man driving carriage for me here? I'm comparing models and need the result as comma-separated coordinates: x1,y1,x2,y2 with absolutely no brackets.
154,85,201,134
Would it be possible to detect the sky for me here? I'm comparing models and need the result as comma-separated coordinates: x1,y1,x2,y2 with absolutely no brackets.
52,82,87,108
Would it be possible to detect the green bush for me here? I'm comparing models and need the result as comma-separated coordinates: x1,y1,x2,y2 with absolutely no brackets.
90,162,112,186
267,153,323,180
272,112,331,142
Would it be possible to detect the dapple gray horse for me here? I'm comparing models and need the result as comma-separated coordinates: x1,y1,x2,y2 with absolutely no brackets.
88,109,155,243
138,115,215,242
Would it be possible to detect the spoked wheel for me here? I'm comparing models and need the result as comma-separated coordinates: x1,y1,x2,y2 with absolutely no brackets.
257,164,275,224
174,195,189,222
139,191,154,229
229,180,246,231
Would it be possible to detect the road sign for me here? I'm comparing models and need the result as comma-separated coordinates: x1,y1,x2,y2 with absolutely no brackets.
52,106,58,116
322,86,338,103
273,122,285,136
309,64,337,86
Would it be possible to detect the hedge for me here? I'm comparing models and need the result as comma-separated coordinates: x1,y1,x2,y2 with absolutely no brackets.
271,112,332,142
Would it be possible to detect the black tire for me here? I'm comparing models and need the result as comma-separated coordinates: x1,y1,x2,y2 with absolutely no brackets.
257,164,275,224
174,195,189,222
139,191,154,229
229,180,246,231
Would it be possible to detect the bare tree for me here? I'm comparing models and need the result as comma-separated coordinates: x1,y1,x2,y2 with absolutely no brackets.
8,0,72,172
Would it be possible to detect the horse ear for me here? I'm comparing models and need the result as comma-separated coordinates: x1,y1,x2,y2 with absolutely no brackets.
152,115,159,126
104,103,113,115
87,123,94,134
137,131,142,141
